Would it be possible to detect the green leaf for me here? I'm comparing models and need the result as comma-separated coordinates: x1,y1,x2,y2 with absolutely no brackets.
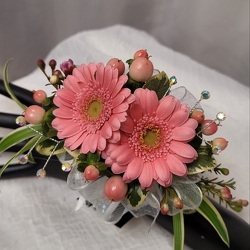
87,152,100,164
0,135,41,176
124,74,144,92
77,162,89,172
196,196,229,247
3,59,26,110
95,162,108,171
0,124,43,153
187,145,217,174
142,71,170,99
126,182,148,207
173,212,184,250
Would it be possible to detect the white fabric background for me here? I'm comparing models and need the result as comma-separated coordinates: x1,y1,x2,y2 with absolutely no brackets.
0,0,249,85
0,25,249,250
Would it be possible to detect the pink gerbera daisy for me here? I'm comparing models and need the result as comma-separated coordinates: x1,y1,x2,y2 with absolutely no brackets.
52,62,134,153
104,88,198,189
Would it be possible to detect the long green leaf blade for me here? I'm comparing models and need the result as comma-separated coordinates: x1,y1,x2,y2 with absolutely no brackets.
196,196,229,246
0,124,43,153
173,211,184,250
0,135,40,176
3,59,26,110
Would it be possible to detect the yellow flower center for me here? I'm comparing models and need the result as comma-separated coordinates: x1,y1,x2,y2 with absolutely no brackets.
87,100,102,117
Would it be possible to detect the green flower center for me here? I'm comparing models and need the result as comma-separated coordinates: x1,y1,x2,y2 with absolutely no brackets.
88,100,102,117
143,130,158,146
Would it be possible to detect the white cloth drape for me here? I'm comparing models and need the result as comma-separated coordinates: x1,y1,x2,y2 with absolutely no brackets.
0,25,249,250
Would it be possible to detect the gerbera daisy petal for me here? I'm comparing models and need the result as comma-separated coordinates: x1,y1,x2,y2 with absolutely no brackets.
56,89,75,103
138,162,154,188
174,154,196,163
113,102,129,113
65,132,87,149
120,116,134,133
172,127,196,141
108,130,121,143
130,102,143,121
109,115,121,131
153,158,171,182
112,94,126,109
138,89,158,115
156,95,176,119
157,175,173,187
112,162,127,174
170,141,197,159
88,134,99,153
168,108,190,127
126,157,144,180
61,123,83,137
100,121,112,139
97,134,106,151
110,144,131,160
111,75,128,97
53,108,73,119
166,154,187,176
72,67,86,82
116,148,135,165
88,63,98,81
95,63,105,85
64,75,81,93
182,118,198,129
103,67,113,89
80,134,95,154
79,64,92,82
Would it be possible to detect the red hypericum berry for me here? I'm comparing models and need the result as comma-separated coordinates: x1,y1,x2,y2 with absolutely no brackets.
33,90,47,104
106,58,125,76
201,119,218,135
133,49,149,59
24,105,46,124
190,109,205,123
129,57,154,82
212,137,228,150
83,165,99,181
104,175,128,202
60,59,75,75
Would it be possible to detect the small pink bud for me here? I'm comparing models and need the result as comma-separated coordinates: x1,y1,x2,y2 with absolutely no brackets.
221,187,232,201
49,59,57,71
53,69,64,80
220,168,229,175
37,59,45,71
242,200,249,207
50,75,60,85
174,197,183,209
160,203,169,215
60,59,75,75
221,187,230,194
